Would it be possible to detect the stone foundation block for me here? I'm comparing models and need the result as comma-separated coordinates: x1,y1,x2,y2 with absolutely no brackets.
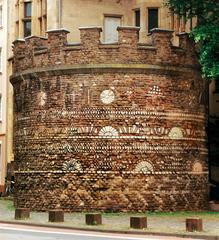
130,216,147,229
15,208,30,220
85,213,102,225
186,218,203,232
48,210,64,222
209,201,219,211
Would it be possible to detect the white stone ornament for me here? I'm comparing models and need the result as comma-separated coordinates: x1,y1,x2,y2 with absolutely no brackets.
62,160,82,171
100,89,115,104
168,127,183,140
99,126,119,138
147,85,162,96
135,161,154,174
192,161,203,174
38,91,47,106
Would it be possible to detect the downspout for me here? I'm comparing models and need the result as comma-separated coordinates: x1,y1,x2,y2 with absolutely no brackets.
57,0,62,28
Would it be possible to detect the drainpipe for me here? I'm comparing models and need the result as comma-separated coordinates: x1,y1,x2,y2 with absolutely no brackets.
57,0,62,28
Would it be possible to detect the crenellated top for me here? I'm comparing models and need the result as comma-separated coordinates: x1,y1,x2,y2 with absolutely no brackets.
12,26,199,74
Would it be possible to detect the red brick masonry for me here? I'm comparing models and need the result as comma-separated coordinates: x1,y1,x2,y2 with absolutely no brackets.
11,27,208,212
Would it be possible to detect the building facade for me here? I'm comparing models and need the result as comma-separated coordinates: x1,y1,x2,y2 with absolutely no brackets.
13,0,192,42
0,0,8,193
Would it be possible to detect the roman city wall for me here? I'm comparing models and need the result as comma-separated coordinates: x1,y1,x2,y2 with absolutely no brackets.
10,27,208,211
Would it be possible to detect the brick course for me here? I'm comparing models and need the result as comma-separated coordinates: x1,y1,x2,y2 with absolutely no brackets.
11,27,208,212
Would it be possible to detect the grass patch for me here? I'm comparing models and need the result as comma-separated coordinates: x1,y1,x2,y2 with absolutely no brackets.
6,201,15,211
146,211,219,218
0,199,15,211
102,211,219,219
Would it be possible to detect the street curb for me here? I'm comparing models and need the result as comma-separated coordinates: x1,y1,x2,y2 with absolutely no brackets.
0,220,218,240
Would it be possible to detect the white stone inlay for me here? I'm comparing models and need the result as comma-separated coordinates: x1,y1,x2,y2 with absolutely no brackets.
38,91,47,106
192,161,203,173
100,89,115,104
135,161,154,174
62,160,82,171
148,85,162,96
99,126,119,138
168,127,183,139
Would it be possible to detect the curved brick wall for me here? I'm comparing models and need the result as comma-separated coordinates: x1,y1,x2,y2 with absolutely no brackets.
11,27,208,211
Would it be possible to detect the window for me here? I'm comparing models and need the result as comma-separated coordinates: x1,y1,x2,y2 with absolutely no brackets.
43,15,47,33
0,5,2,27
39,0,47,35
148,8,158,32
43,1,47,34
23,2,32,37
24,2,31,17
104,16,121,43
24,20,31,37
15,21,19,38
190,18,193,31
215,78,219,93
135,9,140,27
134,10,140,39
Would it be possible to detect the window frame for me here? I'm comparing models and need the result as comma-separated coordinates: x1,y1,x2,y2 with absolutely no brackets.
134,9,140,27
215,78,219,93
24,1,32,18
104,14,122,43
38,0,47,35
147,8,159,32
23,1,32,38
23,19,31,38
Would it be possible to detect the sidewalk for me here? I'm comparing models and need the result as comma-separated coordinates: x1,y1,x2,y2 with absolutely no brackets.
0,198,219,239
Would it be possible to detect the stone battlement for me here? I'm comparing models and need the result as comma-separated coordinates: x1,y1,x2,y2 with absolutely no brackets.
12,26,198,73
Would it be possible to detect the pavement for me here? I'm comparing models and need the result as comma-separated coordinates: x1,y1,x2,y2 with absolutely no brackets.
0,198,219,240
0,223,199,240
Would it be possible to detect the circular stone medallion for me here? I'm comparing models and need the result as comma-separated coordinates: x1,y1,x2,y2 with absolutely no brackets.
100,89,115,104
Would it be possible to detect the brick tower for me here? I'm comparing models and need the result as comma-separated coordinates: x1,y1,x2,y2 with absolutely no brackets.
11,27,208,211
